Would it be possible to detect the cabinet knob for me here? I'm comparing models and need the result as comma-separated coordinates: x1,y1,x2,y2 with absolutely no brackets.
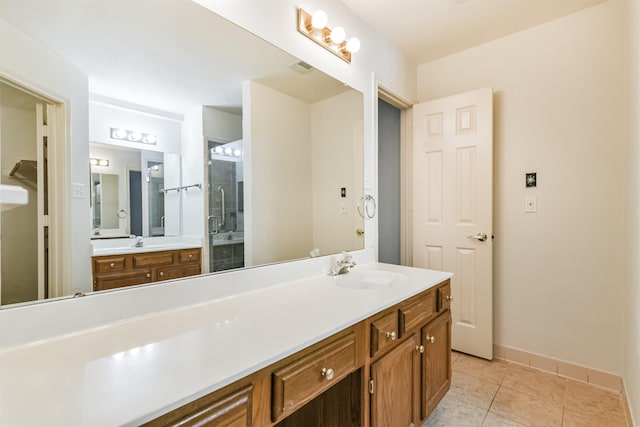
146,273,151,278
446,295,453,301
416,345,425,354
426,335,435,344
159,271,164,277
188,254,193,259
321,368,334,380
109,263,115,268
386,331,397,341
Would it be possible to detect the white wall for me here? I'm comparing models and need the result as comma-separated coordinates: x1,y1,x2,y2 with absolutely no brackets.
310,90,364,256
89,101,182,155
181,106,205,240
417,1,628,375
626,0,639,423
203,107,242,143
0,17,90,295
245,81,313,265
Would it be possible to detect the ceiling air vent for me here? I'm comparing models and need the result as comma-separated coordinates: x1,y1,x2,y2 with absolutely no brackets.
289,61,314,75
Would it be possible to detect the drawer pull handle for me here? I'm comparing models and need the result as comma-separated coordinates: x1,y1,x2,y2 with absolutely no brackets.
446,295,453,301
416,345,425,354
426,335,435,344
109,263,115,268
321,368,334,380
146,273,151,278
385,331,397,341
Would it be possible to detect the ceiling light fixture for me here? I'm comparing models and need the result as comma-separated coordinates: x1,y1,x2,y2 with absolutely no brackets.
297,8,360,63
110,127,157,145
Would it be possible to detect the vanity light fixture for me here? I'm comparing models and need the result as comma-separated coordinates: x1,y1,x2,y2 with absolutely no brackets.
110,127,157,145
297,8,360,63
89,158,110,167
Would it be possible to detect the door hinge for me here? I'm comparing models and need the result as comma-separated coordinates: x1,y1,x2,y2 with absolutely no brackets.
369,379,374,394
42,124,49,137
43,215,50,227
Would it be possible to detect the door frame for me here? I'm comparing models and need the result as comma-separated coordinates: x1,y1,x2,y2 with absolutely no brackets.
0,75,68,301
377,84,414,266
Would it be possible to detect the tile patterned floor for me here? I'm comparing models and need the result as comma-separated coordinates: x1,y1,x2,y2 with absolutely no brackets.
423,351,628,427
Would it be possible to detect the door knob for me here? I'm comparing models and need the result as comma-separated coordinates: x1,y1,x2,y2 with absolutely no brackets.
467,232,488,242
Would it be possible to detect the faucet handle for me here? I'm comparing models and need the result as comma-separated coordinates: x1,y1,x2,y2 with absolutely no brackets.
341,251,352,261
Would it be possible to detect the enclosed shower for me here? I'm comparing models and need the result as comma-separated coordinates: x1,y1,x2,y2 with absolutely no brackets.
208,140,244,272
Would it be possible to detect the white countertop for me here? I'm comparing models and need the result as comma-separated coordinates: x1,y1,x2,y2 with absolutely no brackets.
91,236,202,256
0,263,451,426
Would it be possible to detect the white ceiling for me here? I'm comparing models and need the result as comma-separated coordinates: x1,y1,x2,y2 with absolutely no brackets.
1,0,606,114
0,0,349,115
342,0,605,64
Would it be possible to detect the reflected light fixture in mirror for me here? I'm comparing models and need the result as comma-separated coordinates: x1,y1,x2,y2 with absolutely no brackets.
110,127,157,145
297,8,360,63
89,158,110,167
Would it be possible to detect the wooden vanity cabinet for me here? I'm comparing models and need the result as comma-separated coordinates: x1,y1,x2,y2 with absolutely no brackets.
147,279,451,427
92,248,202,291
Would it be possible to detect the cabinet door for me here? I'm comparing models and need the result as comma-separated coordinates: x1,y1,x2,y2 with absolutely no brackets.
422,312,452,417
370,333,420,427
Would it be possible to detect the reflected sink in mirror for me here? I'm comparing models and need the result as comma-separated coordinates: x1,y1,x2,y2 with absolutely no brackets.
332,270,408,290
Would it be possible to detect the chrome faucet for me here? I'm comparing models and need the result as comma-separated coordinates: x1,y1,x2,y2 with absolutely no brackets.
134,236,144,247
328,252,356,276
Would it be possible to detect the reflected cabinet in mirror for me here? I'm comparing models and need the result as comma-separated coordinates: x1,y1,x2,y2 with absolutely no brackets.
0,0,364,307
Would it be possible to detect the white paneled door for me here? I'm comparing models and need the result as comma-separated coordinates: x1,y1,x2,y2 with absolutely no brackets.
413,87,493,359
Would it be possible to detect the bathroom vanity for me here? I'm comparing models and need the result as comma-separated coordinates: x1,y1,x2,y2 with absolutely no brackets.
90,238,203,291
0,263,451,426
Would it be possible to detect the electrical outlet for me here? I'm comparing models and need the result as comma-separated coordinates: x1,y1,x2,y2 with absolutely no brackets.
72,183,85,199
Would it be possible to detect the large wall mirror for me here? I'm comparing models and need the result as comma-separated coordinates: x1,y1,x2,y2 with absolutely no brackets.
0,0,364,307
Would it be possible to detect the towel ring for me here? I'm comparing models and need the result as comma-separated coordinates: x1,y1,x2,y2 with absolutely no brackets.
357,195,377,219
117,209,128,219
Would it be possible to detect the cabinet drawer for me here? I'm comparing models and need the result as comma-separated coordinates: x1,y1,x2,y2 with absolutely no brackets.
94,270,152,291
133,251,174,268
437,281,452,312
94,256,127,274
272,332,357,422
370,310,399,357
179,249,201,264
399,291,435,337
144,384,253,427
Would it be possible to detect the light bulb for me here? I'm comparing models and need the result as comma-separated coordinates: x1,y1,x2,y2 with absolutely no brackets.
89,158,98,166
143,134,157,144
346,37,360,53
129,131,142,141
233,149,242,157
330,26,345,44
224,147,233,155
98,159,109,167
215,146,223,154
113,128,127,139
311,10,328,29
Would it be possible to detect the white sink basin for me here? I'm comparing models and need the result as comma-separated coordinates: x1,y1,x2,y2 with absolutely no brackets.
332,270,408,290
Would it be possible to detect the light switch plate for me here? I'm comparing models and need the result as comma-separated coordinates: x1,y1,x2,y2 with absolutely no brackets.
339,202,347,214
72,183,85,199
525,195,537,213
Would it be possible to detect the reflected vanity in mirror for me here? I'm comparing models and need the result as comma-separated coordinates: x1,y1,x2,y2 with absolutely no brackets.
0,0,364,307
